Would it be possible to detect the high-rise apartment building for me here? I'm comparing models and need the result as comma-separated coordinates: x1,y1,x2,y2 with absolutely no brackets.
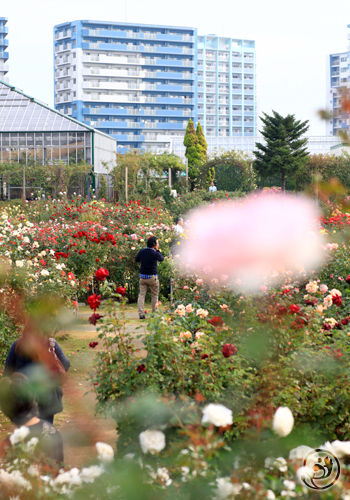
54,21,197,152
197,36,256,137
326,51,349,135
0,18,9,83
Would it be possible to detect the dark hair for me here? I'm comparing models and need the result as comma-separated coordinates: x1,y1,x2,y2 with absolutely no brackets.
147,236,158,248
0,373,38,425
176,217,183,224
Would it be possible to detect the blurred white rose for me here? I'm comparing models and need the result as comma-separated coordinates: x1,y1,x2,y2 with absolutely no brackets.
96,442,114,464
272,407,294,437
202,404,233,427
9,426,30,445
139,429,166,455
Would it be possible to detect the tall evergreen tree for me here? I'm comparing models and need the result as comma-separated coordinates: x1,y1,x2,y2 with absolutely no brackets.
254,111,309,192
184,119,201,166
196,121,207,162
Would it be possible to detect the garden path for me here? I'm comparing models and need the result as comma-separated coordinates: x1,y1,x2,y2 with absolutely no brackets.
0,303,149,468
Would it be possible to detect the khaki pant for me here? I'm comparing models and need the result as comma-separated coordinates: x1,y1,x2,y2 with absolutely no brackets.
137,276,160,316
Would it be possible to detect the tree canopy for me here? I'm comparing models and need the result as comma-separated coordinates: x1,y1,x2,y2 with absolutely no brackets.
254,111,309,191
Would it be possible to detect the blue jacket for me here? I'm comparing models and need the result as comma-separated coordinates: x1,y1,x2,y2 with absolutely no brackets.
135,247,164,275
4,340,70,418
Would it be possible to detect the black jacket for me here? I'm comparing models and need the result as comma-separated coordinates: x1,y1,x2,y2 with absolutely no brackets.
135,247,164,275
4,340,70,418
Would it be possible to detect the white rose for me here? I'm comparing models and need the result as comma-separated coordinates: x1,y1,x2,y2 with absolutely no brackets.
157,467,172,486
26,437,39,451
266,490,276,500
296,466,314,485
283,479,296,490
289,445,313,460
215,478,241,500
96,442,114,464
15,260,24,268
22,236,30,244
80,465,104,483
53,471,71,485
323,440,350,458
68,468,82,486
139,429,166,455
272,407,294,437
9,426,30,445
0,469,32,491
40,270,50,276
202,404,233,427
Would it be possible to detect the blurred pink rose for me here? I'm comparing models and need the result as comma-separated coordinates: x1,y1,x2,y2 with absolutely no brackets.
320,284,328,294
260,285,267,293
183,285,189,289
185,304,193,313
196,279,204,286
178,195,324,290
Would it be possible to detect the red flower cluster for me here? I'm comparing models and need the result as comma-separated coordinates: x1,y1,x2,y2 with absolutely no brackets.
332,294,342,307
289,304,301,314
341,316,350,325
88,293,101,310
208,316,224,327
89,342,98,348
95,268,109,281
39,259,46,266
89,313,103,325
305,297,317,306
322,322,332,331
116,286,126,296
222,343,238,358
137,364,146,373
346,275,350,284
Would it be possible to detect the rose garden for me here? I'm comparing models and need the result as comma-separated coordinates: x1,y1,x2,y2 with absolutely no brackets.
0,178,350,500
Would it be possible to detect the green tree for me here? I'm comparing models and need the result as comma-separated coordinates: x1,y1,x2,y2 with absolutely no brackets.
98,173,108,200
197,149,255,192
254,111,309,192
196,121,207,162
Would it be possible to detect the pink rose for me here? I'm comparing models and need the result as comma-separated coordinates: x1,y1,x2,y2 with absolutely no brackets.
320,284,328,293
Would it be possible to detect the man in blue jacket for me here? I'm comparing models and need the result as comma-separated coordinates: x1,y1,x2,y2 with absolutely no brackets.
135,236,164,319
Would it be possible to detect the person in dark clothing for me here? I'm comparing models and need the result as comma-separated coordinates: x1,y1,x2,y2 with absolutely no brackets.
4,321,70,424
0,373,64,465
135,236,164,319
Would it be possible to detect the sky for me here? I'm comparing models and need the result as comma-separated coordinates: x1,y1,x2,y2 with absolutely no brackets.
2,0,350,135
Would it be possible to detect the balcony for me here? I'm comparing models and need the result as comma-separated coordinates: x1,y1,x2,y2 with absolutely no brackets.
0,39,9,48
0,26,9,34
0,51,9,59
55,30,72,40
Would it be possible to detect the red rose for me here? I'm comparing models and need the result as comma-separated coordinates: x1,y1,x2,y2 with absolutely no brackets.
346,275,350,284
222,343,238,358
276,306,288,316
95,268,109,281
89,313,103,325
289,304,301,314
341,317,350,325
137,364,146,373
67,272,75,281
208,316,224,327
88,293,101,310
89,341,98,348
332,294,342,307
39,259,46,266
201,353,209,360
116,286,126,296
322,322,332,331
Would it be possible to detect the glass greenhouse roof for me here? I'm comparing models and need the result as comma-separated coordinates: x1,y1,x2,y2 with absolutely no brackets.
0,80,92,132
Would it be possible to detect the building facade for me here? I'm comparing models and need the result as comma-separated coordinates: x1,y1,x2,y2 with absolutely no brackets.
0,18,9,83
197,36,256,137
53,21,198,152
326,51,349,136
